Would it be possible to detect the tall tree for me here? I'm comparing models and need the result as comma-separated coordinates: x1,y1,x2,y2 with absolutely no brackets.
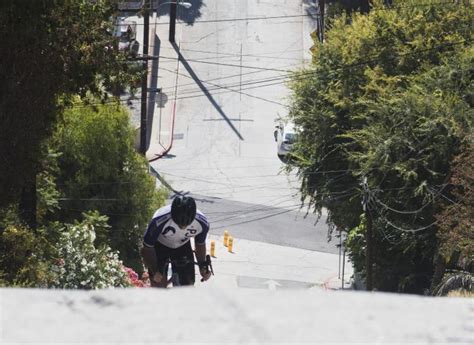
287,0,473,292
0,0,133,211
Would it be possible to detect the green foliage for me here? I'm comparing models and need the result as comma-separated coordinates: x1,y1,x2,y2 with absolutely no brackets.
0,212,134,289
37,149,62,224
49,212,131,289
288,0,473,292
0,225,56,287
345,216,366,275
0,0,136,209
48,99,167,273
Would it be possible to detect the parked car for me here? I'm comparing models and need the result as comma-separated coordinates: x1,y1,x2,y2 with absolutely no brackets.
113,19,139,56
274,122,297,159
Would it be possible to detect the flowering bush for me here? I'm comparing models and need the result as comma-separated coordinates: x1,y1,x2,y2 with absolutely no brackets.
123,266,150,288
50,221,131,289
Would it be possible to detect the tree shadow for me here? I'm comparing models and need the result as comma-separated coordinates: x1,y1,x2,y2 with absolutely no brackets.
154,0,204,25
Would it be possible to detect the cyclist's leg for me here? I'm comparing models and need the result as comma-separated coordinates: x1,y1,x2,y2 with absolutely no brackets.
170,241,195,286
150,242,172,288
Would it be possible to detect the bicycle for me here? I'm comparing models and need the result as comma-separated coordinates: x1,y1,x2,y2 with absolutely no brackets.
156,254,214,288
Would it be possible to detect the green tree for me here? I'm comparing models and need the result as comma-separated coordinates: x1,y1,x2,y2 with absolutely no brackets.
46,100,166,272
0,0,135,210
287,0,473,292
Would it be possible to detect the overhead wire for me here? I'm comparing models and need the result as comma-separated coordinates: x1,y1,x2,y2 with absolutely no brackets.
125,1,457,25
65,39,470,110
367,184,440,233
158,65,289,106
149,38,472,100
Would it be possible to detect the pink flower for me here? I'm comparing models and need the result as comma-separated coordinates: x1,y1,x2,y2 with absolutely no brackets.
122,266,150,288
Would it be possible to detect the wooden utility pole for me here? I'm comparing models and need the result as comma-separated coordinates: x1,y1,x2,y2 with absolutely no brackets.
169,0,177,43
140,0,150,155
318,0,325,42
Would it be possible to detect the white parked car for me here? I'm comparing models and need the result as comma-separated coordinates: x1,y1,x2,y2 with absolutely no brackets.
113,19,139,56
274,122,297,158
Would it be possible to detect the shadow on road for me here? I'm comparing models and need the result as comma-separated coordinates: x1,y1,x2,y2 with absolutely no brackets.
145,32,161,151
171,42,244,141
155,0,204,25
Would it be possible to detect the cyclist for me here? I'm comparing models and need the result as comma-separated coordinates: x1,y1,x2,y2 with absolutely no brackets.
141,195,212,287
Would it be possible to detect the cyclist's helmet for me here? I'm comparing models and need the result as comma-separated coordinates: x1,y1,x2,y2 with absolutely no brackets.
171,196,197,227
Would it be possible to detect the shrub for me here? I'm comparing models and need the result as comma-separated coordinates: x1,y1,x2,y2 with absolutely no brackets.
0,224,55,287
50,214,131,289
50,100,167,273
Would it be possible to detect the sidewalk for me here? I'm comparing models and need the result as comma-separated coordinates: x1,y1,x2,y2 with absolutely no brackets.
196,234,353,291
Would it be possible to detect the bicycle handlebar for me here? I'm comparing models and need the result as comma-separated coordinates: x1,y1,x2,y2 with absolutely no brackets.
159,254,214,286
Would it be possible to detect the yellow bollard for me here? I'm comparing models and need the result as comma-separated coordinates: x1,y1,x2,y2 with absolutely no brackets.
228,236,234,253
223,230,229,247
210,240,216,257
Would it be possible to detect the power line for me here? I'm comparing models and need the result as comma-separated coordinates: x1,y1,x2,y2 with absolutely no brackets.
159,46,308,62
65,39,470,109
126,1,457,25
211,205,301,230
156,61,303,93
150,39,471,100
155,55,293,72
368,184,440,233
158,65,288,106
371,194,434,215
375,210,439,233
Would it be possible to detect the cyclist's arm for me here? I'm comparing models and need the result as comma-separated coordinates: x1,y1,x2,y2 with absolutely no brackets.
141,213,168,275
141,246,158,274
195,242,212,281
194,242,207,264
194,211,209,263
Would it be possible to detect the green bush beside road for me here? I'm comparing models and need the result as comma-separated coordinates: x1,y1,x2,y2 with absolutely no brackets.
287,0,473,294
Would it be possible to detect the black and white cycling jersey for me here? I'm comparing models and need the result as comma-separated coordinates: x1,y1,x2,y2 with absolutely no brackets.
143,204,209,249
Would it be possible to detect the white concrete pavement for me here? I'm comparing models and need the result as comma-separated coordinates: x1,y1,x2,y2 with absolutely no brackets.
197,234,352,291
1,235,473,344
2,285,472,344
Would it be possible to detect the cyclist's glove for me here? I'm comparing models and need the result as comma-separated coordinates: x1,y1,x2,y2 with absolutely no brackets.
198,255,214,275
198,261,209,273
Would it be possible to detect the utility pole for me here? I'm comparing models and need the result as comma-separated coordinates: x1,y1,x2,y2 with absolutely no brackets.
342,238,346,289
140,0,150,155
318,0,325,42
337,228,342,279
362,177,374,291
169,0,177,43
